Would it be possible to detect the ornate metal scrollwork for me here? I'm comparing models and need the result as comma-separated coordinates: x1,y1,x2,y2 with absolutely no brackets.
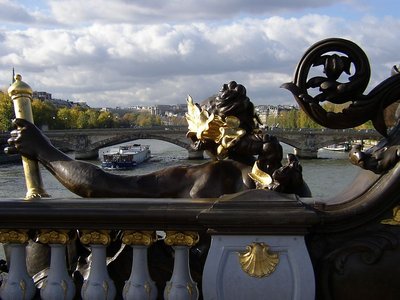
238,242,280,278
282,38,400,137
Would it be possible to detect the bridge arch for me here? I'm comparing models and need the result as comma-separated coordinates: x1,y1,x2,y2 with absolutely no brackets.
274,137,297,149
273,135,355,152
89,133,191,153
60,131,204,160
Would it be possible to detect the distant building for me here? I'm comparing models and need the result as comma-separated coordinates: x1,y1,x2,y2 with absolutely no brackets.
31,89,89,109
150,104,187,117
255,105,298,124
33,91,52,101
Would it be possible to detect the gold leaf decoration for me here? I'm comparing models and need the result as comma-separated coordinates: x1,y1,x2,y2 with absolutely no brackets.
185,96,246,159
248,162,273,189
79,230,111,245
121,231,157,246
164,231,199,247
0,229,29,244
238,242,279,278
382,206,400,225
37,230,70,244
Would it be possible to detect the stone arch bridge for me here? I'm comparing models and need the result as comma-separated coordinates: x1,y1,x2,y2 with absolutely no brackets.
0,126,382,159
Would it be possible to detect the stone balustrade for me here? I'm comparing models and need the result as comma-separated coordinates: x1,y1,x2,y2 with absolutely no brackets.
0,190,318,300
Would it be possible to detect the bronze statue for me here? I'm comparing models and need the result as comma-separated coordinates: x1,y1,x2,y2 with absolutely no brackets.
6,81,311,198
349,129,400,174
187,81,283,174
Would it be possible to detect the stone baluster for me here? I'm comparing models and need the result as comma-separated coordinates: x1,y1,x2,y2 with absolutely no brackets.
37,230,76,300
0,230,36,300
163,231,199,300
121,231,158,300
79,230,116,300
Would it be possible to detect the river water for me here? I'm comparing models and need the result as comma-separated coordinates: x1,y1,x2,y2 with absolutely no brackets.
0,139,360,199
0,139,360,259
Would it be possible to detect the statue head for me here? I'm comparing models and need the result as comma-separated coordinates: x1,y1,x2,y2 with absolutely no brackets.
269,154,311,197
202,81,260,132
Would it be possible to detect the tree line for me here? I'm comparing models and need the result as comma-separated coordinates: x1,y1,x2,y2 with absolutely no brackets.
263,103,373,130
0,92,163,131
0,91,373,132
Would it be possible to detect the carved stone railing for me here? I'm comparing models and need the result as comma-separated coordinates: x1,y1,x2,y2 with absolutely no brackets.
0,191,318,299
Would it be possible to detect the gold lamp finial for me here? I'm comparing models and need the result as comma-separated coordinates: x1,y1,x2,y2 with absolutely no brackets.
7,73,49,199
8,74,33,98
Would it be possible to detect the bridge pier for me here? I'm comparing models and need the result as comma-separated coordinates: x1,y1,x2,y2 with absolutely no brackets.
293,148,318,159
187,149,204,160
75,150,99,160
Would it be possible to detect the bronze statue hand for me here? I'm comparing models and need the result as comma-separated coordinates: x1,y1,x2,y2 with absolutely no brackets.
349,144,400,174
6,118,52,161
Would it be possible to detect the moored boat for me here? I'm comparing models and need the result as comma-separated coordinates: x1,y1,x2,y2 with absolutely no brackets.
101,144,150,170
322,142,351,152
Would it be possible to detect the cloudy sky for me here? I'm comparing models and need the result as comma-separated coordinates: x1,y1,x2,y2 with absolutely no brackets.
0,0,399,108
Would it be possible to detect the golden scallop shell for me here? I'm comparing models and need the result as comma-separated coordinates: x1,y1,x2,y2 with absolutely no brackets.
238,242,279,278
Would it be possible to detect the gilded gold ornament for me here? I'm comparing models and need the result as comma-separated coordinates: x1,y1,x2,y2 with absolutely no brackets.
185,95,246,159
238,242,280,278
79,230,111,245
164,231,199,247
248,161,273,188
8,74,50,199
37,230,70,244
121,231,157,246
0,229,29,244
381,206,400,225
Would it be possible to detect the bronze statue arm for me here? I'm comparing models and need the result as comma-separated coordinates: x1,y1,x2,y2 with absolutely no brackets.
349,144,400,174
7,119,252,198
6,119,183,198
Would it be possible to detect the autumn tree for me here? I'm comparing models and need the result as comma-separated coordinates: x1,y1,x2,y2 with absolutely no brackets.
97,111,114,128
31,99,58,129
136,112,156,127
0,91,14,131
57,107,76,129
297,109,321,128
85,109,100,128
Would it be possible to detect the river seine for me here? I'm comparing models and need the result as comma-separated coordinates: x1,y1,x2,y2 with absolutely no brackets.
0,139,360,199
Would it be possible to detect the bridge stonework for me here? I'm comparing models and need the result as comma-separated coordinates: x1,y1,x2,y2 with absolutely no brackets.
270,128,381,158
0,127,382,160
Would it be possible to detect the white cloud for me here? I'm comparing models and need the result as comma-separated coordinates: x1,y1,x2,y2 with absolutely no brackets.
44,0,346,25
0,1,399,108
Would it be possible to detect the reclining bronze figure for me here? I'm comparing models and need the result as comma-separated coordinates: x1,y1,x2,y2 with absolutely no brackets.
6,81,311,199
